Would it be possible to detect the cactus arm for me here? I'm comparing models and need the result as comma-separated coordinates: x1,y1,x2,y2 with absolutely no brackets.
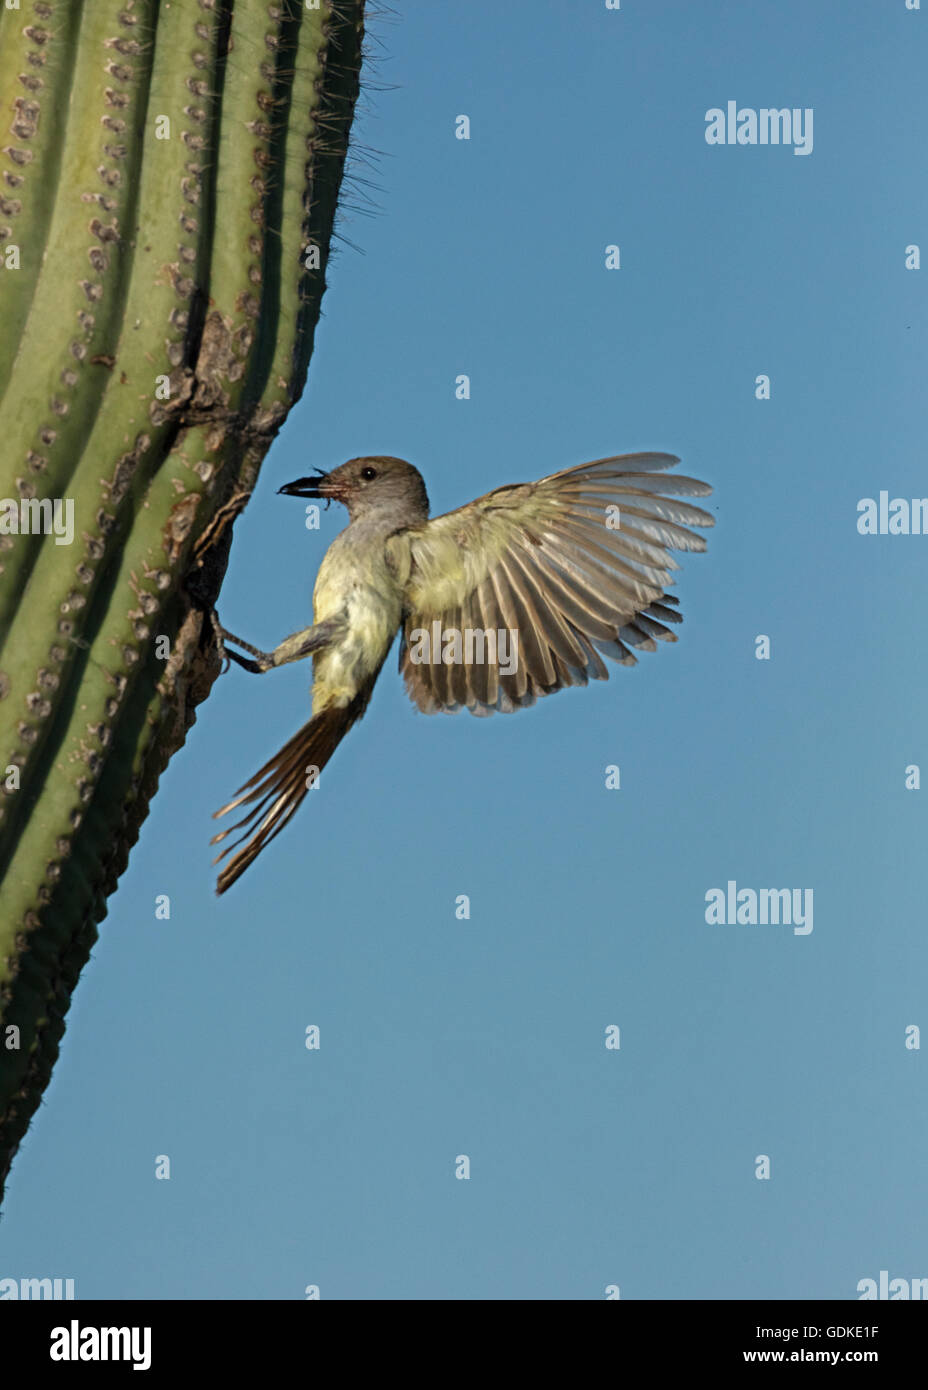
0,0,161,634
0,0,86,399
0,0,367,1206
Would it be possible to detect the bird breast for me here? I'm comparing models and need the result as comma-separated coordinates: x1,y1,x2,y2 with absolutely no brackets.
310,532,404,711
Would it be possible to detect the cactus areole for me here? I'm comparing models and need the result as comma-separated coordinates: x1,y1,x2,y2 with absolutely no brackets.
0,0,366,1205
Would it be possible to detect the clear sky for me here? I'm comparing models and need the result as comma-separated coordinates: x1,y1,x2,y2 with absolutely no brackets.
2,0,927,1300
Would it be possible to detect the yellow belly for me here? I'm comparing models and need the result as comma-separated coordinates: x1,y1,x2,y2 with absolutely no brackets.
310,540,403,711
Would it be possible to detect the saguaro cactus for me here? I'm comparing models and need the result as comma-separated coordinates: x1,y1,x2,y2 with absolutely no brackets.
0,0,366,1205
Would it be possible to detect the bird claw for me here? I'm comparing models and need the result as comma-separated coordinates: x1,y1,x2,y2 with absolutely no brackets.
209,610,232,674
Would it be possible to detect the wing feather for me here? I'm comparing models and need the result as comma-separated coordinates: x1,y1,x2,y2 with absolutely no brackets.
390,452,713,716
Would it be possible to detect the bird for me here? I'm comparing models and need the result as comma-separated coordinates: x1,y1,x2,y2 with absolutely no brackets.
211,452,713,893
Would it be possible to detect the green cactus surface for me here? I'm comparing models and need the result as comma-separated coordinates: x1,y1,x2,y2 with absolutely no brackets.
0,0,366,1206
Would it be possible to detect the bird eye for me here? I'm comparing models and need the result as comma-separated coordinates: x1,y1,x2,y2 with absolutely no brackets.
361,466,377,481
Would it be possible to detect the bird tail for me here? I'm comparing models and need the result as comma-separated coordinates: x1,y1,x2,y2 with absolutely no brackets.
211,686,372,894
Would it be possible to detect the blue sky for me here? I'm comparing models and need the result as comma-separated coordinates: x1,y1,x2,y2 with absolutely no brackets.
2,0,927,1299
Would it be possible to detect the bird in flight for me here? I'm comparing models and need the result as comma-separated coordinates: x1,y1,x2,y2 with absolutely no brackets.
211,453,713,893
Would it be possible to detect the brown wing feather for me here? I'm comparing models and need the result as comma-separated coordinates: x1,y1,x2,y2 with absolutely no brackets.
393,452,712,716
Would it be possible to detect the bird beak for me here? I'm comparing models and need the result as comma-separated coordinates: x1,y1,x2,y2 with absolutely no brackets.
278,467,331,500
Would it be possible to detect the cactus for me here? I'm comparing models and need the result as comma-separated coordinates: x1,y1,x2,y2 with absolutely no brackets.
0,0,366,1206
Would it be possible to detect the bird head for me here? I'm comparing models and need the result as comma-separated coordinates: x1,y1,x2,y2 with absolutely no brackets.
279,455,430,523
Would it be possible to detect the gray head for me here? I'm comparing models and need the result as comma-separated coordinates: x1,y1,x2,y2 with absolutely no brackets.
279,455,430,524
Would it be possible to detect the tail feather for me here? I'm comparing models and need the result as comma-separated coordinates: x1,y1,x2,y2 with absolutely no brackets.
211,688,370,894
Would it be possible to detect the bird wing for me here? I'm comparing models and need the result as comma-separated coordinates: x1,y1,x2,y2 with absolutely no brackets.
385,453,713,716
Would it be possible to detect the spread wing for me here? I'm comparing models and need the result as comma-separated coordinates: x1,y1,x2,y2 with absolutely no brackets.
385,453,713,716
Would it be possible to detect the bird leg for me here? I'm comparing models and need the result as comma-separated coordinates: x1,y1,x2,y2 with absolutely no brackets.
214,617,342,674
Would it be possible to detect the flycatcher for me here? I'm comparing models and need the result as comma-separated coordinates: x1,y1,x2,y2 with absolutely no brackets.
212,452,713,893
